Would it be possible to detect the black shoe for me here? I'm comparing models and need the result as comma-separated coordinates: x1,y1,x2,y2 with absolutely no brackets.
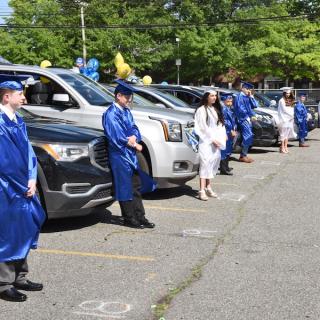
0,288,27,302
14,280,43,291
227,167,233,172
123,219,144,229
220,171,233,176
140,219,155,228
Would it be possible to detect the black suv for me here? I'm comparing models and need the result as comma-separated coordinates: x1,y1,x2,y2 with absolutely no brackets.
19,108,114,219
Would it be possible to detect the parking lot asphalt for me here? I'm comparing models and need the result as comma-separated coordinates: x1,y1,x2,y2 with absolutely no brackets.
2,129,320,320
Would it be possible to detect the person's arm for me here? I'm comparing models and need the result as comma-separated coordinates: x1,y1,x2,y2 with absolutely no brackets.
26,141,37,197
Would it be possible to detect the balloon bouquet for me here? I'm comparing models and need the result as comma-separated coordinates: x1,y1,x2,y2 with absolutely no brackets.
75,57,100,82
114,52,152,85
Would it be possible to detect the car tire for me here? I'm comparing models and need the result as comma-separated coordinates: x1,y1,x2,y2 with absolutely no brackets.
137,152,150,174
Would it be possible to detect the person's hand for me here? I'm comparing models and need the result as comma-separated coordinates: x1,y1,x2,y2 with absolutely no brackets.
127,135,137,147
251,116,257,122
26,179,37,197
231,130,237,137
212,140,222,148
135,143,143,152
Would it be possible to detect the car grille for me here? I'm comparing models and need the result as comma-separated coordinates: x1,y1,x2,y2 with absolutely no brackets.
65,184,91,194
89,137,109,172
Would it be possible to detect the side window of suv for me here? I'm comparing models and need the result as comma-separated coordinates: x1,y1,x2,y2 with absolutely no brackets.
138,91,161,104
21,74,68,106
176,91,200,106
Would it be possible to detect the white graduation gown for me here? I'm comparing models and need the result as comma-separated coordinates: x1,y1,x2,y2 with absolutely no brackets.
278,98,297,140
194,106,227,179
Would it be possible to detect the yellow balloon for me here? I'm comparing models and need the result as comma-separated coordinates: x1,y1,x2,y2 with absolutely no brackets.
40,60,52,68
114,52,124,68
117,63,131,79
142,75,152,85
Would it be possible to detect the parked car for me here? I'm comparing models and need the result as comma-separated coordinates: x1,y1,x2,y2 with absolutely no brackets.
153,84,278,147
0,65,199,189
18,108,113,219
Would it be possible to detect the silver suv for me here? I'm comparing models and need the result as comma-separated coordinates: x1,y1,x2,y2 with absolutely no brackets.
1,65,199,188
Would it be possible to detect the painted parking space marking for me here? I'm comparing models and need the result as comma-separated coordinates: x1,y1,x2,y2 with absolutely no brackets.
74,301,131,319
110,203,207,213
243,174,265,180
189,181,239,187
182,229,217,238
37,249,154,262
260,160,281,166
218,193,246,202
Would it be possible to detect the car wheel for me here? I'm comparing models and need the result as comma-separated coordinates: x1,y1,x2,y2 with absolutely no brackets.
137,152,150,175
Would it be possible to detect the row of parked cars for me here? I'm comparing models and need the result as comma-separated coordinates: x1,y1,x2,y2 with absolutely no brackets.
1,63,316,220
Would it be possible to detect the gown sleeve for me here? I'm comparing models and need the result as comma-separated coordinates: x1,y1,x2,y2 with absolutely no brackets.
28,142,37,181
194,107,215,143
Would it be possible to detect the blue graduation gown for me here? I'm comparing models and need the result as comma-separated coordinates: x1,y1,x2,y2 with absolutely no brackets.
102,103,156,201
294,101,308,140
221,105,236,159
234,93,258,148
0,113,46,263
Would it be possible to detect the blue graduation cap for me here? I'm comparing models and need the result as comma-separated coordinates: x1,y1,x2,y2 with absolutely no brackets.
241,81,254,89
0,74,32,91
114,79,137,95
298,92,307,97
220,92,234,101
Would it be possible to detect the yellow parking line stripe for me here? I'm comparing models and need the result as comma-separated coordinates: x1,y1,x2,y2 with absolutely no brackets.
110,204,206,213
36,249,155,262
144,205,206,213
188,181,238,187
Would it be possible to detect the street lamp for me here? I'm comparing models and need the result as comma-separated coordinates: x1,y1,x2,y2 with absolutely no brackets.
176,37,181,85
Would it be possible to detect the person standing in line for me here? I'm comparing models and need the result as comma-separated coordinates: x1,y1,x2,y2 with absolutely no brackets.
295,92,309,147
194,90,227,201
102,80,156,229
219,93,237,176
278,87,297,153
233,81,258,163
0,75,46,302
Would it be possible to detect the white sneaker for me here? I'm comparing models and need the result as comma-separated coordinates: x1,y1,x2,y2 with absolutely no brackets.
198,190,208,201
205,188,218,198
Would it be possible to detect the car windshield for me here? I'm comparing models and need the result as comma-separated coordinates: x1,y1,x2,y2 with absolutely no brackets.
154,89,190,108
17,107,36,119
58,73,114,106
105,85,156,108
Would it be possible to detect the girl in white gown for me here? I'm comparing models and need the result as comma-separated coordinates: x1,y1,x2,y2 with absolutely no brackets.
278,88,297,153
194,90,227,201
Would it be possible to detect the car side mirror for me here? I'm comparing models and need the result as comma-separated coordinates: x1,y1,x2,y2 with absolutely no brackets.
52,94,76,107
155,103,166,108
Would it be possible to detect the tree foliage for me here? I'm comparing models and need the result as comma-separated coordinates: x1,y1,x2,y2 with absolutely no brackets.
0,0,319,83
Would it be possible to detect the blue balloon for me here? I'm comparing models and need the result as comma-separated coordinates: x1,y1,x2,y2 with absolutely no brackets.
87,58,99,71
161,81,168,85
76,57,84,65
90,72,100,82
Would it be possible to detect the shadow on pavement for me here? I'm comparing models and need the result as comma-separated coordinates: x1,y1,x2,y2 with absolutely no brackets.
41,209,121,233
143,185,198,200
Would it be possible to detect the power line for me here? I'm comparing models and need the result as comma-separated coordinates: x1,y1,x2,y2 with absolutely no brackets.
0,14,314,30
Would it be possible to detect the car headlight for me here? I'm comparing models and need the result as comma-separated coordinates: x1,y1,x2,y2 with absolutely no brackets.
35,143,89,161
149,117,182,142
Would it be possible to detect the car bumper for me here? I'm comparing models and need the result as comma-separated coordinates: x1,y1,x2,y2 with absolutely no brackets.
44,182,114,219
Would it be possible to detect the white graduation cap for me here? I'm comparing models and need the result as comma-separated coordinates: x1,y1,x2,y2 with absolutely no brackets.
280,87,293,93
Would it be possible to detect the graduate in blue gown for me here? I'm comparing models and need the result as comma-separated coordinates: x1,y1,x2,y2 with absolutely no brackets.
0,76,46,302
102,80,156,229
294,92,309,147
233,81,258,163
220,93,237,175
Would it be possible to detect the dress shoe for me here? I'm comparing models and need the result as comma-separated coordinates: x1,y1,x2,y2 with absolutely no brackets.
299,143,309,147
198,190,208,201
14,280,43,291
0,288,27,302
205,188,218,198
239,156,254,163
123,218,144,229
220,171,233,176
140,219,155,228
227,167,233,172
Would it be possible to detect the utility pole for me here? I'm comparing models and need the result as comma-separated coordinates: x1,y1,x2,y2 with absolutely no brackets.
176,37,181,85
80,5,87,65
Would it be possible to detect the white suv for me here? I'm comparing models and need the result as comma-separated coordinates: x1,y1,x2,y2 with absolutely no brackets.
1,64,199,188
